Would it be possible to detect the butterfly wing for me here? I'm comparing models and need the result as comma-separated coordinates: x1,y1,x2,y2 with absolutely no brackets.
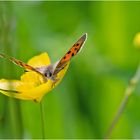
53,33,87,76
0,53,46,79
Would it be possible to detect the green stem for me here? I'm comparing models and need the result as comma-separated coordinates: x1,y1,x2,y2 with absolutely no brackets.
105,62,140,139
8,99,23,138
40,101,46,139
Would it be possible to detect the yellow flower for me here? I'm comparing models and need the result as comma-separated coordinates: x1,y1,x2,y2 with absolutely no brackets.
133,32,140,50
0,52,69,102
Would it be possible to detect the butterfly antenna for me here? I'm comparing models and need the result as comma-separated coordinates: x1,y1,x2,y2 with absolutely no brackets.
0,53,13,62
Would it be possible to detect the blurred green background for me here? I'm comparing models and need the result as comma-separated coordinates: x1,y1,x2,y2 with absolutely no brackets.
0,1,140,139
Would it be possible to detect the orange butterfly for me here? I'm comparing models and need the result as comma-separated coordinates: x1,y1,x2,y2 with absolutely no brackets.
0,33,87,84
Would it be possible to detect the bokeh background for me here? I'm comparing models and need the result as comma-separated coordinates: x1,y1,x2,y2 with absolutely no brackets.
0,1,140,139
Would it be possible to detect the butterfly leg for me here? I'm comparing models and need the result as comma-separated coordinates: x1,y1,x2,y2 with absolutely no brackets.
51,78,60,89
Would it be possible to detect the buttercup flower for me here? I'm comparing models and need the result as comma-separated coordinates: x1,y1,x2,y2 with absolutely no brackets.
0,53,69,102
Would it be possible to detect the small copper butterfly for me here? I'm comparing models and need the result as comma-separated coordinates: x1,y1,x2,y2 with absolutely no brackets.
0,33,87,83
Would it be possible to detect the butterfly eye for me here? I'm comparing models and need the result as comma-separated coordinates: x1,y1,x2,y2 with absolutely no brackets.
44,73,48,77
49,72,52,77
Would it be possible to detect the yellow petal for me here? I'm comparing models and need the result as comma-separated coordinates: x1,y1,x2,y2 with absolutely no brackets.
0,79,32,100
0,79,20,91
16,71,45,92
27,52,51,67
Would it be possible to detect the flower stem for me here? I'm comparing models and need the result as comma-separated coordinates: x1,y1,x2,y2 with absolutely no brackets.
105,62,140,139
40,101,46,139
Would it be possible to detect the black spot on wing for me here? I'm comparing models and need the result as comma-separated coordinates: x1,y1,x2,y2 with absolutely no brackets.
72,53,74,57
67,51,71,54
76,43,79,46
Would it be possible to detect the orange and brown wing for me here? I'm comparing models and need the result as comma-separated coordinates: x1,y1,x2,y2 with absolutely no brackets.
53,33,87,75
0,53,45,77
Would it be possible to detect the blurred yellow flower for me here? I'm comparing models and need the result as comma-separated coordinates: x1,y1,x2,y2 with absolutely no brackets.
133,32,140,49
0,53,69,102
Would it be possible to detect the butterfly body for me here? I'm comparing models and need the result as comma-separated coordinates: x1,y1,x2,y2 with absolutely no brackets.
0,33,87,84
35,62,59,82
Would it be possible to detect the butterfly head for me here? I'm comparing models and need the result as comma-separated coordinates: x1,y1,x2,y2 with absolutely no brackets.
44,69,58,82
44,69,52,78
43,65,53,78
43,65,58,82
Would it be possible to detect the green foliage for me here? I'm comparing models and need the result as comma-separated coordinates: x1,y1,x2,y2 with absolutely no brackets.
0,1,140,139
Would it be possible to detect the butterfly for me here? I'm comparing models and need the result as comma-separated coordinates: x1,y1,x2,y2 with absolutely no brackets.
0,33,87,85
